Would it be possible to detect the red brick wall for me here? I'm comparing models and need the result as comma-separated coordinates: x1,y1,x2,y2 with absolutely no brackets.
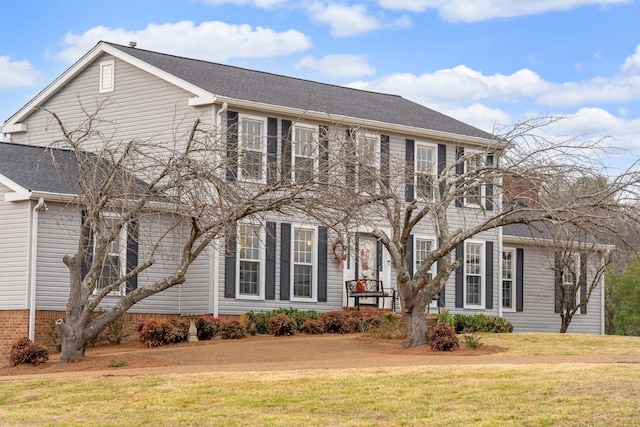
0,310,29,360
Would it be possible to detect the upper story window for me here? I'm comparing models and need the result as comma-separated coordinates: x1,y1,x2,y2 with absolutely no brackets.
415,142,437,200
464,153,485,207
356,133,380,193
464,241,484,308
237,223,265,298
99,60,115,93
502,249,515,310
562,253,581,310
239,116,266,182
292,226,317,300
293,125,317,183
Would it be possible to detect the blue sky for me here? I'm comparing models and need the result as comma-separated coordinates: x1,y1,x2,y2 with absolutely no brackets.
1,0,639,170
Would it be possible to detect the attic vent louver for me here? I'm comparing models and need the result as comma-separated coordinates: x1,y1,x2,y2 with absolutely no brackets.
129,41,137,48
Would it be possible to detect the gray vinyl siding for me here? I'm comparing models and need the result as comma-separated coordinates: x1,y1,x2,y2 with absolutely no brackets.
11,52,212,152
502,245,603,334
217,215,343,315
0,185,29,309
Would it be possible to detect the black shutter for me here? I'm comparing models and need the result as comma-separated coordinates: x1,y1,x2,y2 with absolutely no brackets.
455,147,464,207
265,222,276,300
282,120,292,181
407,234,414,279
554,252,562,313
380,135,390,190
125,221,139,294
455,243,464,308
485,241,494,309
437,259,445,307
319,125,330,183
318,227,328,302
280,223,291,300
226,111,239,181
580,254,588,314
485,153,494,211
438,144,446,198
80,210,94,280
346,129,356,189
516,248,524,312
224,234,237,299
405,139,415,202
267,117,278,184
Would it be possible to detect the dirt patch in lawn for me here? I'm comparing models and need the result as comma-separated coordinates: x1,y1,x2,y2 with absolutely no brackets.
0,334,510,378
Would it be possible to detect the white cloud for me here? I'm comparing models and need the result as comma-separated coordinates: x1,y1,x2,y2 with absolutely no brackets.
295,54,376,78
54,21,312,63
348,65,548,105
0,56,44,91
378,0,631,22
192,0,287,7
306,2,382,37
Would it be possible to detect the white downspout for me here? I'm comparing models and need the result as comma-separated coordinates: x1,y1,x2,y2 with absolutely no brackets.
28,197,47,340
497,225,503,318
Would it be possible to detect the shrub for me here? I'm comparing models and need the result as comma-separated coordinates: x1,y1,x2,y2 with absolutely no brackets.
366,312,406,340
321,311,350,333
102,315,128,344
428,323,459,352
486,316,514,333
453,314,513,334
47,320,62,352
433,313,454,328
268,314,297,336
9,337,49,366
300,319,326,334
138,318,189,347
219,320,246,339
196,315,222,340
355,310,385,333
462,333,484,349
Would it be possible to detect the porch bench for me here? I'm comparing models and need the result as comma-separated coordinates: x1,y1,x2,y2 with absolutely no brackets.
345,279,396,311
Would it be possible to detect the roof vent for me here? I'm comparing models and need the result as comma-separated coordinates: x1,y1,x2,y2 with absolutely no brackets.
129,41,137,48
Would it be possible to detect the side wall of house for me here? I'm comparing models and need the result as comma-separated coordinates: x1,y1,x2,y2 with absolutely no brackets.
10,52,212,153
34,203,210,315
502,244,603,333
0,184,29,309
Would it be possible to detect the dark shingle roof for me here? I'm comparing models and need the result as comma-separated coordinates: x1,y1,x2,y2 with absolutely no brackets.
108,42,494,140
0,142,80,194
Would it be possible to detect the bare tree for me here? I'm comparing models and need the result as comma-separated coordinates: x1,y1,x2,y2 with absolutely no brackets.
43,105,334,362
337,117,640,347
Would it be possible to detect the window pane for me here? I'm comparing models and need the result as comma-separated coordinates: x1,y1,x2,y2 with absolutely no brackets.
242,120,263,150
294,265,313,298
240,151,263,180
239,261,259,295
466,276,481,305
502,251,513,309
294,156,314,182
502,280,513,308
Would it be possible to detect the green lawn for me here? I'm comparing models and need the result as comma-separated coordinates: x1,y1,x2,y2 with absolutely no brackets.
1,334,640,426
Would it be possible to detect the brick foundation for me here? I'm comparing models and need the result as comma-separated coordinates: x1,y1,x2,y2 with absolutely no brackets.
0,310,29,360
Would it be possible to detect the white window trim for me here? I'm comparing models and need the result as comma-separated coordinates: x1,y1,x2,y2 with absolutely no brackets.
414,141,438,201
290,224,318,302
94,214,127,296
464,240,485,309
292,123,318,183
99,60,115,93
501,248,516,312
235,222,266,300
463,151,486,209
238,114,267,184
413,235,437,311
356,132,380,194
562,253,581,314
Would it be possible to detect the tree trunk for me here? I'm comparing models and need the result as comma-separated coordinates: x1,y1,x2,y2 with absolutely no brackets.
559,314,571,333
403,302,429,348
58,324,88,363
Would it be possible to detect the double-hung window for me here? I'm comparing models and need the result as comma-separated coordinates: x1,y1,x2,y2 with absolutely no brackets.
414,237,435,281
464,241,484,308
293,125,317,183
237,224,264,298
464,153,485,207
357,133,380,193
502,249,515,310
415,142,437,200
562,254,580,311
96,217,126,295
292,227,316,300
239,116,266,182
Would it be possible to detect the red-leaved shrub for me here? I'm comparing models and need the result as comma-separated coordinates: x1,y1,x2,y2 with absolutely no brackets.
428,323,459,351
267,314,296,336
9,337,49,366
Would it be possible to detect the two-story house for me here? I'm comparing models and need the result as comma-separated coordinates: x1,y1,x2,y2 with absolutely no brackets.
0,42,606,350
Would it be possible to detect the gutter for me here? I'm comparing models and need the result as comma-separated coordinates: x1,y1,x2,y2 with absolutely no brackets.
27,197,47,340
